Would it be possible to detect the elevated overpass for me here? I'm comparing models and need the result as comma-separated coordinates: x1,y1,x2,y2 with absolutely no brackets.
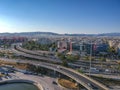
11,44,61,64
11,44,109,90
13,45,97,68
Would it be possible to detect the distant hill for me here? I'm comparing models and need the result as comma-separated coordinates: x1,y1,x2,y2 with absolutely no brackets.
97,33,120,36
65,33,120,36
0,32,120,37
0,32,59,37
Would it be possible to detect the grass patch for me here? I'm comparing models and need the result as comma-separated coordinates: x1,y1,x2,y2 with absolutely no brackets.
0,60,29,70
58,78,77,89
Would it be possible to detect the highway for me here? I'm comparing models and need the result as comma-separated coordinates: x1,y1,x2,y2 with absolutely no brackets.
13,45,100,69
12,44,61,64
15,45,51,57
0,57,108,90
14,44,119,75
14,44,117,68
9,44,109,90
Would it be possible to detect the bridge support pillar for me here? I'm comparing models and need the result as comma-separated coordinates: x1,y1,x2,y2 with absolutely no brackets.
53,69,56,77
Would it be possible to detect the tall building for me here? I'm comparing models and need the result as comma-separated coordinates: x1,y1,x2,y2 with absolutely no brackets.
70,41,72,53
117,43,120,56
108,40,113,47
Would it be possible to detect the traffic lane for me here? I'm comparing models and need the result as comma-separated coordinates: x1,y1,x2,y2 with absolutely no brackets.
32,61,105,89
14,46,61,62
0,57,105,89
58,68,103,90
12,48,61,63
37,63,96,89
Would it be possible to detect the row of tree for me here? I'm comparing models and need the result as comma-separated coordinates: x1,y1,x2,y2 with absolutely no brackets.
22,41,54,51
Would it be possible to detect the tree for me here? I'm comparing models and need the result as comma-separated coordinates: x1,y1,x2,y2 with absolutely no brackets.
99,57,106,68
66,54,79,62
117,63,120,72
57,53,66,60
77,69,84,73
62,60,68,67
22,41,50,51
108,46,116,59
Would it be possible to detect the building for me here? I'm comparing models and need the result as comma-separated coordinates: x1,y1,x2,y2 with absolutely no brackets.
57,40,67,53
37,38,53,45
79,43,86,56
79,43,108,56
108,40,114,47
117,43,120,56
95,44,109,55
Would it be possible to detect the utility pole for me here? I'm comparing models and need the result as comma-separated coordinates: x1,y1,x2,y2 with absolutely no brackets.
89,42,92,77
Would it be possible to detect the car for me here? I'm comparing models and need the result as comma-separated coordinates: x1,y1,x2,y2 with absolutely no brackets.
32,73,38,75
57,66,62,70
38,73,43,76
87,83,98,89
52,81,57,85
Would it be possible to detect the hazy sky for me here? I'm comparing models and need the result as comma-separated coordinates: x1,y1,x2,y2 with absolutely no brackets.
0,0,120,34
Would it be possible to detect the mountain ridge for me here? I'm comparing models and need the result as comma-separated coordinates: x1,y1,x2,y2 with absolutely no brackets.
0,32,120,37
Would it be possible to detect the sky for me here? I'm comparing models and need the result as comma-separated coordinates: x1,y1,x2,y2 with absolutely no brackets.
0,0,120,34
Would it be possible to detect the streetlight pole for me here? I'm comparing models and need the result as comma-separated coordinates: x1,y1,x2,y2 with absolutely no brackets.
89,42,92,77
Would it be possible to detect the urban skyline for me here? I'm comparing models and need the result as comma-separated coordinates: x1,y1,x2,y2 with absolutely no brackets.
0,0,120,90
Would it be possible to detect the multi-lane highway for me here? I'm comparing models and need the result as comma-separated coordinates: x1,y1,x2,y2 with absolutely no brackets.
14,44,117,68
12,44,61,63
9,44,109,90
